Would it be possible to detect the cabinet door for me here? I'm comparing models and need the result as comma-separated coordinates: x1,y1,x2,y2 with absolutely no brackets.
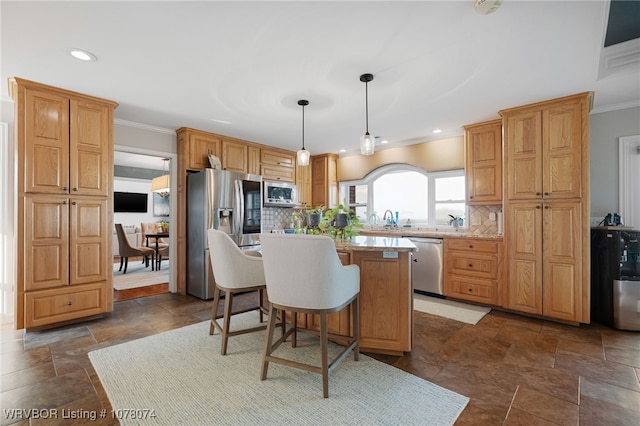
353,250,411,352
187,133,221,170
260,149,295,167
543,102,582,199
222,139,248,172
466,121,502,204
70,197,108,285
70,99,112,196
505,111,543,200
24,88,70,194
296,162,312,207
505,201,543,314
248,146,261,175
542,201,582,321
24,195,69,290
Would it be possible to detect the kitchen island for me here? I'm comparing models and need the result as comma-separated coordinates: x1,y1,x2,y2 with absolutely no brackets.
299,236,416,355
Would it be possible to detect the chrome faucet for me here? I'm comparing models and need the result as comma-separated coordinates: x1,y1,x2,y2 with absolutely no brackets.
382,210,396,227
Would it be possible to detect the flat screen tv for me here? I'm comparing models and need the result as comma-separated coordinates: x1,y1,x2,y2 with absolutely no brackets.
114,192,148,213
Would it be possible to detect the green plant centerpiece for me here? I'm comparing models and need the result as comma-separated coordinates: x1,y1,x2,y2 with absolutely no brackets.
319,202,363,240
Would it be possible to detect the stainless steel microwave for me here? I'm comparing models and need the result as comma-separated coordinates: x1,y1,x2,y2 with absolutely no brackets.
263,181,298,207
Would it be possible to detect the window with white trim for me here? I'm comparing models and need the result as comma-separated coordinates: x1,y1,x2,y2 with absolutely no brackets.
339,164,466,227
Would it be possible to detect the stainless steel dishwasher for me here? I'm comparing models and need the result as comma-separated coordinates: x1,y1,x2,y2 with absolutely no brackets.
404,237,444,295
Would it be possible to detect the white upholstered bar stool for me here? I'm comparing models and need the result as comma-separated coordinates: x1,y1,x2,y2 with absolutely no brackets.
207,228,269,355
259,233,360,398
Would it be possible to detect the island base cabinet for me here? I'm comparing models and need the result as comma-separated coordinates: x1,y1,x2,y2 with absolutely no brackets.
352,250,412,354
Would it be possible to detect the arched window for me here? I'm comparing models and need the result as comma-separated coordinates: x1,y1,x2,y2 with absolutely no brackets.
339,164,466,227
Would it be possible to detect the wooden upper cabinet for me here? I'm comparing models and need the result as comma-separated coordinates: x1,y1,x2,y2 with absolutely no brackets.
222,139,248,172
464,119,502,204
70,99,112,196
261,148,296,182
186,131,221,171
504,110,543,200
296,162,312,208
261,149,295,168
502,94,588,201
543,102,583,199
311,154,338,208
248,146,261,175
22,86,113,196
24,88,70,194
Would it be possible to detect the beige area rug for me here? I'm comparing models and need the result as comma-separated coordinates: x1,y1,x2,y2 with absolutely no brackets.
112,261,169,290
89,311,469,425
414,293,491,325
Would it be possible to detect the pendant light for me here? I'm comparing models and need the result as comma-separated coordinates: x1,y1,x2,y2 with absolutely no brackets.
296,99,310,166
359,73,375,156
151,158,170,197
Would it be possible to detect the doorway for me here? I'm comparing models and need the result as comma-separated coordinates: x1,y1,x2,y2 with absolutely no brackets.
113,146,177,299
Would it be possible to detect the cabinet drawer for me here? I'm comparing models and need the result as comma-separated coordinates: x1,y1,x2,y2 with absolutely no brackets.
25,282,106,328
446,239,499,254
447,275,497,304
447,254,498,279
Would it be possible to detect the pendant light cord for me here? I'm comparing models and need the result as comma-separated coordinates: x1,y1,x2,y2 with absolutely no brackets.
302,103,305,150
365,80,369,134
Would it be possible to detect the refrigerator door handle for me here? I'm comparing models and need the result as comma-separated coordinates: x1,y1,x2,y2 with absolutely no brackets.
233,180,244,237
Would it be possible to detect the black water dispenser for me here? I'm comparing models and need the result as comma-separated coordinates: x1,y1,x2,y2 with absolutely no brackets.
591,228,640,330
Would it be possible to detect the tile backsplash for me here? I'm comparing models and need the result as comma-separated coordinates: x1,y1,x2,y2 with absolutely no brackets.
262,207,295,231
467,204,502,235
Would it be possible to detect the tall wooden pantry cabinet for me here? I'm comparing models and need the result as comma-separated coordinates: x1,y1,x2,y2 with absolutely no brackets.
500,92,592,323
10,78,118,329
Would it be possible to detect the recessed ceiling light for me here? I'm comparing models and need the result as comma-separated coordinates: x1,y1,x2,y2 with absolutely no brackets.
339,149,347,153
380,139,389,144
66,48,97,62
433,129,443,134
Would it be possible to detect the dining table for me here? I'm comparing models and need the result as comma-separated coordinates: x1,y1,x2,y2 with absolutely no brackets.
145,232,169,270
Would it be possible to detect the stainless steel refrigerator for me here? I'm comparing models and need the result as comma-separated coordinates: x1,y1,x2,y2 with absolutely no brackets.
187,168,262,299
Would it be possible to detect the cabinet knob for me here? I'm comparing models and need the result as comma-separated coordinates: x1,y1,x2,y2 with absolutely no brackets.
72,187,78,192
536,205,541,209
72,201,77,205
544,205,550,210
468,288,473,293
469,196,474,199
63,186,68,191
544,192,549,196
468,244,473,249
62,200,67,205
536,192,541,196
468,263,473,268
66,301,73,306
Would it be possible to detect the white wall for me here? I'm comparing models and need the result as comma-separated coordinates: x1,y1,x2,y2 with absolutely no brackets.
113,178,166,229
589,106,640,219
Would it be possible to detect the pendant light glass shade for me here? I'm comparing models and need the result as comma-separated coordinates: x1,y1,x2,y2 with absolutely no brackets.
297,148,310,166
359,73,375,156
360,132,375,156
297,99,310,166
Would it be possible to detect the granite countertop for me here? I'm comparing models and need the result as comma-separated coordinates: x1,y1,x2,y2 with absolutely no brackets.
334,235,417,252
357,226,503,240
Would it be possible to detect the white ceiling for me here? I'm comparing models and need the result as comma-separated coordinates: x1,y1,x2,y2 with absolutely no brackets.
2,1,639,164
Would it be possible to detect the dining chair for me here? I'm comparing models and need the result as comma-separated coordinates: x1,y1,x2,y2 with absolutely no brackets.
259,233,360,398
141,222,168,268
114,224,155,274
207,228,273,355
157,245,169,270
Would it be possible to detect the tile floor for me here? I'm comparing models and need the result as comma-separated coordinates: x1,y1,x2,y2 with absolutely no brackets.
1,291,639,425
